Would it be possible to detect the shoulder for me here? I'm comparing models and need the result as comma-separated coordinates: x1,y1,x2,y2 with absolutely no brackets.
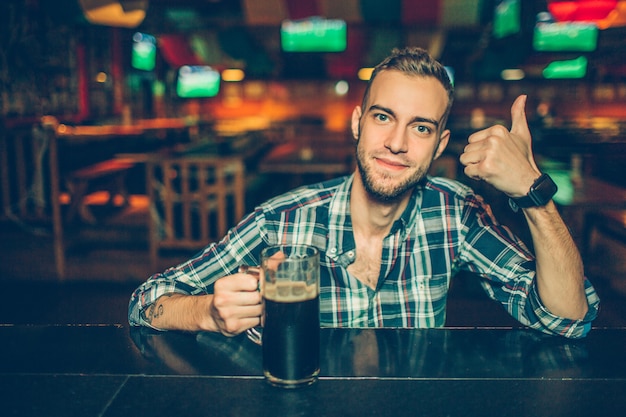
421,176,490,217
259,176,347,214
423,176,475,200
254,177,348,247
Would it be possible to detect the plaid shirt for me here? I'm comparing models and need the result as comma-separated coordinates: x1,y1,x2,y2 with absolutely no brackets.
129,175,599,338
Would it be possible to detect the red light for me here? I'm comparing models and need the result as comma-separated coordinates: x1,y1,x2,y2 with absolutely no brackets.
548,0,617,22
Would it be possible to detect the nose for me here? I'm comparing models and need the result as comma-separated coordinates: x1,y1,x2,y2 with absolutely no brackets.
384,126,408,154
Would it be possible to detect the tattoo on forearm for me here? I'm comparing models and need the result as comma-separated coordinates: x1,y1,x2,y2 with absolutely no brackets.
142,295,171,324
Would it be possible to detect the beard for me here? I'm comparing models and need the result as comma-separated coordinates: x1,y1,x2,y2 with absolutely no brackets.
355,141,429,203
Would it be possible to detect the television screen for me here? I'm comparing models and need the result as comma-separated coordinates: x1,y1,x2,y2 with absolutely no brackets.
493,0,521,39
533,22,598,51
176,65,220,98
281,17,347,53
132,32,157,71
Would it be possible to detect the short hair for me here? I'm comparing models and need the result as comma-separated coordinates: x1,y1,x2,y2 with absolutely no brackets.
361,47,455,130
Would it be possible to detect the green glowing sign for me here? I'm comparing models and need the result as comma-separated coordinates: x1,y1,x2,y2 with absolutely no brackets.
176,66,220,98
543,56,588,79
132,32,157,71
281,17,347,53
493,0,521,39
533,22,598,52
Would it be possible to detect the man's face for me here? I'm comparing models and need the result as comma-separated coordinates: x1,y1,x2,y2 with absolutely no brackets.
351,70,450,202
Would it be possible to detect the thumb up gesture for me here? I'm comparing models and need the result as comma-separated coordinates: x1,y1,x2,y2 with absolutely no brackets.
459,95,542,198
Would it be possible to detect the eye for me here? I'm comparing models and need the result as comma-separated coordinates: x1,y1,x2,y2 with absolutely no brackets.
414,124,434,136
373,113,389,123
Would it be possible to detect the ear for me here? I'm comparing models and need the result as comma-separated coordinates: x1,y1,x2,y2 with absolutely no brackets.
351,106,362,140
433,129,451,160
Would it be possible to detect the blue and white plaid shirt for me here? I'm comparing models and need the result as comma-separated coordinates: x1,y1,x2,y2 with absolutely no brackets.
129,174,599,338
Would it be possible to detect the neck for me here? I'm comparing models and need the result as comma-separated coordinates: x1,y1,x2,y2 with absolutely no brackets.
350,172,411,238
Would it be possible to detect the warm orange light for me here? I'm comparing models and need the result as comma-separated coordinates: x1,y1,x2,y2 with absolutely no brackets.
598,1,626,28
358,67,374,81
222,69,245,82
79,1,147,28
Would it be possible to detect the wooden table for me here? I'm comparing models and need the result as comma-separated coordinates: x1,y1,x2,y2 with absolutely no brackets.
1,325,625,417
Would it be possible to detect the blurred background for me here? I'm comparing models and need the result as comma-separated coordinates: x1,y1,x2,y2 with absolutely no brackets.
1,0,625,326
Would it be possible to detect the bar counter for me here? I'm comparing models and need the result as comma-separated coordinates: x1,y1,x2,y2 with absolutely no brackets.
2,325,625,416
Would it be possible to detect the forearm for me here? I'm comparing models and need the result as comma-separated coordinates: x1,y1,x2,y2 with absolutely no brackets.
523,201,588,320
142,293,218,332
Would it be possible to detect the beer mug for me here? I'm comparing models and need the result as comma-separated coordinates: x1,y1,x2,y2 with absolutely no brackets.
244,244,320,388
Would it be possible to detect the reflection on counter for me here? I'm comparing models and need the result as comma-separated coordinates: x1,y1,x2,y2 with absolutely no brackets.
130,327,598,380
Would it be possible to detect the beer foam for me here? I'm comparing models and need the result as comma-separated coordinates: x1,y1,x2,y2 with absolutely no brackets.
264,281,318,302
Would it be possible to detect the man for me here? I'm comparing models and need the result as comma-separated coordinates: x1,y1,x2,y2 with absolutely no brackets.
129,47,599,338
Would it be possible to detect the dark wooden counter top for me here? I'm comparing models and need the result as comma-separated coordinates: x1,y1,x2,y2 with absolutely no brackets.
1,325,625,416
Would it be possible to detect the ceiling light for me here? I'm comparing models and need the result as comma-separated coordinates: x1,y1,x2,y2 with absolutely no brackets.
222,69,245,82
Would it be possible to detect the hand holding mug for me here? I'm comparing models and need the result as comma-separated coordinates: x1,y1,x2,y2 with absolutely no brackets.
208,266,263,337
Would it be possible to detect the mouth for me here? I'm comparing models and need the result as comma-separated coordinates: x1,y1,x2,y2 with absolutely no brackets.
375,157,410,172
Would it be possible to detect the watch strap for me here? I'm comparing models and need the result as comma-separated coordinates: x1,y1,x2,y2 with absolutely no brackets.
510,193,535,209
509,173,557,212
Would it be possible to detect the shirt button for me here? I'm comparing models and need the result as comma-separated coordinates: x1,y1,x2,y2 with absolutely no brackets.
330,248,337,254
347,251,355,258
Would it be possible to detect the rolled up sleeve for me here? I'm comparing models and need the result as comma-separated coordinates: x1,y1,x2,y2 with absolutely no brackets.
523,277,600,339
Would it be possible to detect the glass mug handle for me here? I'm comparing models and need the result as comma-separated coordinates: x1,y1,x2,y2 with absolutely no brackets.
238,265,263,345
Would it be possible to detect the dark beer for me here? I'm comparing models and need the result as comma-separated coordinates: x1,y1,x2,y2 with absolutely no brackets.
262,281,320,387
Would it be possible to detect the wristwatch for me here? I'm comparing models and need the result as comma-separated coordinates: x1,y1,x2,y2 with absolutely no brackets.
508,173,558,212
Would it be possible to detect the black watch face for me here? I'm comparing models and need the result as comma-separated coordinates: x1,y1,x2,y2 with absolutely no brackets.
531,174,558,205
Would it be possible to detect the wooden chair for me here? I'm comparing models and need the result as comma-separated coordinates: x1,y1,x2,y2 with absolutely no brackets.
146,155,245,271
64,158,135,223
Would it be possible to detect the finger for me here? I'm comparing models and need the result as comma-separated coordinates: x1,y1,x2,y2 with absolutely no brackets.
220,316,262,337
238,265,260,278
510,95,530,140
466,127,492,144
215,301,263,317
214,275,260,297
458,147,481,167
460,137,490,166
237,290,263,306
509,95,541,172
212,295,262,325
217,285,262,306
235,304,264,318
238,265,261,290
237,273,261,291
265,250,286,271
463,164,484,181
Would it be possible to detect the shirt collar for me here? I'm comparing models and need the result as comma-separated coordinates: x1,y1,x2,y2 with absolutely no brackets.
325,175,426,260
326,175,355,261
